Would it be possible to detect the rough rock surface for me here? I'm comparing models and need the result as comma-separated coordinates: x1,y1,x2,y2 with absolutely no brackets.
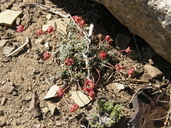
92,0,171,63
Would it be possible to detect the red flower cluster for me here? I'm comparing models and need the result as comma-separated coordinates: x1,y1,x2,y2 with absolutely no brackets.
70,104,79,113
56,88,64,97
36,29,43,36
72,16,85,28
65,58,74,66
47,26,54,33
115,64,125,71
121,46,132,53
127,67,135,76
82,79,96,99
104,35,113,44
99,51,107,59
42,53,51,60
16,25,25,33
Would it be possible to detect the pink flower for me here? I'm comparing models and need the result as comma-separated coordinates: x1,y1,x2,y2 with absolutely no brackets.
65,58,74,66
42,53,50,60
82,87,92,93
36,29,43,35
127,67,135,76
72,16,85,28
121,46,132,53
16,25,25,33
56,88,64,97
70,104,79,113
104,35,113,44
47,26,54,33
99,51,107,59
115,64,125,71
88,90,96,99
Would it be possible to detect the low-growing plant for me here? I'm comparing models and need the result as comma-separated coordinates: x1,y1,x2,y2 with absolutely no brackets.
89,99,123,128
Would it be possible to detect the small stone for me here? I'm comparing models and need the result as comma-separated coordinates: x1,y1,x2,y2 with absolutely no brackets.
144,64,164,79
12,90,18,96
0,85,14,94
42,107,49,114
47,20,57,29
47,103,56,115
0,40,8,47
3,46,15,55
34,124,41,128
44,85,59,100
71,91,91,107
0,110,4,116
0,10,22,26
35,39,45,44
0,116,6,127
46,14,52,20
54,18,70,34
1,97,7,105
42,25,49,32
114,83,126,91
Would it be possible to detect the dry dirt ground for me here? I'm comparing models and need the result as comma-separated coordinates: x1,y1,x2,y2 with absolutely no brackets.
0,0,171,128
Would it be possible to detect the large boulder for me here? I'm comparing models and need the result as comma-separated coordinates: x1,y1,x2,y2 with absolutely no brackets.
92,0,171,63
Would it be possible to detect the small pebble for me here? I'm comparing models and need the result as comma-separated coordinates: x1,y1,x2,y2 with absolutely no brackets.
1,97,7,105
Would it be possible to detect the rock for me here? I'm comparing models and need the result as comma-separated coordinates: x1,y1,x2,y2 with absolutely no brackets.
0,10,22,26
46,14,52,20
1,97,7,105
144,64,163,79
0,85,14,94
44,85,59,100
28,91,41,117
35,39,45,45
54,18,71,35
0,40,8,47
115,34,131,50
71,91,91,107
114,83,126,91
47,103,56,115
92,0,171,64
3,46,15,55
0,117,6,127
42,107,49,114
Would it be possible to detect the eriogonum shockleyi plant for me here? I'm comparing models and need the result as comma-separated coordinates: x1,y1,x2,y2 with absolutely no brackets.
36,29,43,35
104,35,113,44
16,25,25,33
65,58,74,66
72,15,85,28
56,88,64,97
115,64,125,71
99,51,107,59
121,46,132,53
47,26,54,33
70,104,79,113
127,67,135,76
42,53,51,60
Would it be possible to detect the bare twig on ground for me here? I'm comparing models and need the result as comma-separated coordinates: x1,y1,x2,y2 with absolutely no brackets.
6,34,29,57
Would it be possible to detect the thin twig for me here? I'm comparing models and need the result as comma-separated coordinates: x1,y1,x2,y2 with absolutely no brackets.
6,34,29,57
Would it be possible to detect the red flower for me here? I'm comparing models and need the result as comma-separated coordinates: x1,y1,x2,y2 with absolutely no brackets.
65,58,74,66
127,67,135,76
70,104,79,113
88,90,96,99
56,88,64,97
104,35,113,44
36,29,43,35
121,46,132,53
99,51,107,59
16,25,25,33
72,16,85,28
42,53,50,60
47,26,54,33
115,64,125,71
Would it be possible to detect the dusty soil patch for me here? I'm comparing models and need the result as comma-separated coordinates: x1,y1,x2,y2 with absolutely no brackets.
0,0,171,128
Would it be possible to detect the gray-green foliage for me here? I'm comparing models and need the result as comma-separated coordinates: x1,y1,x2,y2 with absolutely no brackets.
55,21,116,81
89,99,123,128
